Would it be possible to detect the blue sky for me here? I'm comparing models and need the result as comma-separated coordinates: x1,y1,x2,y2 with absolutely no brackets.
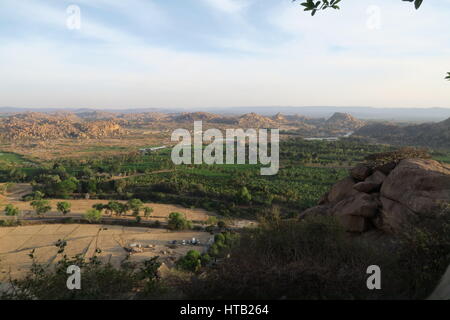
0,0,449,109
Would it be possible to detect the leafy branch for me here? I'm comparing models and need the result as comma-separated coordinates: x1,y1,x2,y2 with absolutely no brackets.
295,0,423,16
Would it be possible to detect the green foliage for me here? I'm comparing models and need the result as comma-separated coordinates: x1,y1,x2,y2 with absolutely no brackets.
446,72,450,81
128,198,144,216
23,190,45,201
167,212,192,230
30,200,52,216
296,0,422,16
238,186,252,204
298,0,341,16
56,201,71,215
4,204,19,216
84,209,102,223
0,242,164,300
185,214,450,300
92,203,105,212
176,250,211,272
143,206,154,218
208,232,240,258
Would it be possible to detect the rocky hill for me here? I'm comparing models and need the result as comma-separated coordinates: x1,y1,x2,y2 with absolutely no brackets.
0,113,127,141
300,149,450,234
238,112,278,128
354,117,450,149
324,112,366,131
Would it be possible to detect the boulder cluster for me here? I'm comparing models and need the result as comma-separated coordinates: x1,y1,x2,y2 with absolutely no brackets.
300,157,450,234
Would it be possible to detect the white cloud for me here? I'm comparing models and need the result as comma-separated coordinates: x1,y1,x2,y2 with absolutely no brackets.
0,0,449,109
201,0,250,14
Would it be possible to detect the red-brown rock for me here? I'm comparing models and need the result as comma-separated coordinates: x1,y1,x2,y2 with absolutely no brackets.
327,177,358,203
332,193,380,218
381,159,450,216
353,181,381,193
350,164,372,181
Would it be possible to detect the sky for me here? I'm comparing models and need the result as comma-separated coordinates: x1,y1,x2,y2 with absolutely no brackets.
0,0,449,109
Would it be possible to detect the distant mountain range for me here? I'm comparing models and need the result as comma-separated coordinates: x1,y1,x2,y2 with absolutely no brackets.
354,117,450,149
1,106,450,122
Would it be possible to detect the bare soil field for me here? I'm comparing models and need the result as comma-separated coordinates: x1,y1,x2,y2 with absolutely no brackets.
0,183,215,223
0,128,169,161
2,199,213,222
0,224,212,281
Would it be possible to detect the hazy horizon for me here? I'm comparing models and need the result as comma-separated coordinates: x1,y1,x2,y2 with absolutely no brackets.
1,0,450,109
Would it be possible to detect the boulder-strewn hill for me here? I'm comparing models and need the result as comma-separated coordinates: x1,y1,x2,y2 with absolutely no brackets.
238,112,278,128
171,112,220,122
0,113,126,141
300,149,450,234
325,112,366,131
354,117,450,149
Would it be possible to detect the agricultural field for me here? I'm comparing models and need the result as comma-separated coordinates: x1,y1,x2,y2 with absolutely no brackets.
0,223,212,282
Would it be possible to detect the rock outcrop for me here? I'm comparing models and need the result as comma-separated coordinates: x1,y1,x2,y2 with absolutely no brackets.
300,154,450,234
0,113,127,141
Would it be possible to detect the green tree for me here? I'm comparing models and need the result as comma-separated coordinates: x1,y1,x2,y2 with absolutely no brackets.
4,204,19,216
176,250,202,272
107,201,122,216
54,177,79,198
238,186,252,204
84,209,102,223
118,203,129,216
30,200,52,216
128,199,144,217
92,203,105,212
56,201,71,215
167,212,192,231
143,207,154,219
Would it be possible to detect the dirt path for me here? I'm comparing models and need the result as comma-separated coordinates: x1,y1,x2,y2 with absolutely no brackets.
0,224,212,281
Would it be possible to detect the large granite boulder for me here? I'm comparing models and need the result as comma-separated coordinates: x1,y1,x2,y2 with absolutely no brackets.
327,177,358,203
353,181,380,193
350,164,372,181
300,158,450,234
381,159,450,217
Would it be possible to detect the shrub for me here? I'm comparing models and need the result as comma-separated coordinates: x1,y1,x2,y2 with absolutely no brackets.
176,250,202,272
0,243,165,300
128,199,144,217
167,212,192,231
56,202,71,215
84,209,102,223
4,204,19,216
144,207,154,218
30,200,52,216
185,212,450,300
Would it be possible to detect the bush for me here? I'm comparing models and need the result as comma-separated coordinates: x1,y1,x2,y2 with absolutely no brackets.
56,202,71,215
183,215,450,300
176,250,211,273
84,209,102,223
0,242,165,300
167,212,192,231
30,200,52,216
4,204,19,216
